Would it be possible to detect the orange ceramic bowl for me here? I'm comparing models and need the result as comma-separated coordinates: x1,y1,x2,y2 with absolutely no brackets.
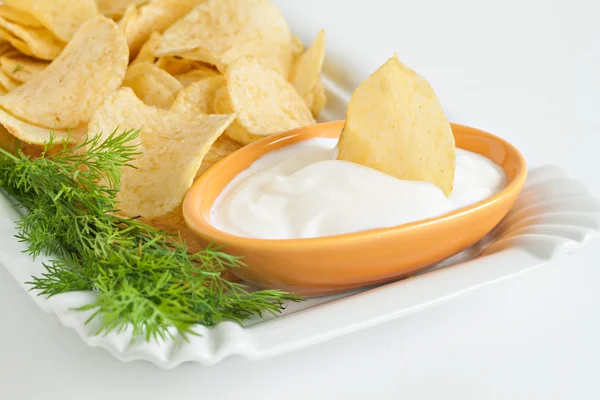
183,121,527,297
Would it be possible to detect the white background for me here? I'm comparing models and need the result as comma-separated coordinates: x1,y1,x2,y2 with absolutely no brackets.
1,0,599,398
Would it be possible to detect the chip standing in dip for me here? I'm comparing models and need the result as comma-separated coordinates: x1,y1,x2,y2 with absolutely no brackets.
210,137,506,239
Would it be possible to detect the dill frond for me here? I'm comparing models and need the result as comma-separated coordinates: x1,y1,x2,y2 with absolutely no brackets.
0,129,301,342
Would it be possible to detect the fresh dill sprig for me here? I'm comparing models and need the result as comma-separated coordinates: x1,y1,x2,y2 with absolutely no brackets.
0,129,301,342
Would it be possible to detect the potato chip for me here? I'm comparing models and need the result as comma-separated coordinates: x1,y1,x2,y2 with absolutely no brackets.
338,54,456,196
0,54,48,83
0,125,35,156
144,132,242,254
0,69,19,91
0,16,128,133
0,17,64,60
97,0,150,19
123,62,183,108
88,87,235,218
155,0,293,77
171,75,224,115
0,107,86,145
0,42,16,56
156,56,212,75
0,122,72,158
214,57,315,145
0,5,43,28
290,30,326,114
306,77,327,117
291,35,304,59
130,31,161,65
174,65,219,86
118,0,203,58
0,124,19,150
0,124,47,158
195,135,242,179
3,0,99,43
119,3,137,24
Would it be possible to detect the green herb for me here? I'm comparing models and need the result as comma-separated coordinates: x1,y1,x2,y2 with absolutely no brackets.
12,64,23,74
0,130,301,342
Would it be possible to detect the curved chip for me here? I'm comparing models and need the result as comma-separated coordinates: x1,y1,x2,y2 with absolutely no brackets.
131,31,161,65
0,42,16,56
171,72,231,180
0,16,128,134
118,0,203,58
0,5,44,28
0,69,19,91
174,65,219,86
305,77,327,117
88,87,235,218
156,56,211,75
195,135,242,179
0,107,86,145
123,62,183,108
291,35,304,59
0,54,48,83
147,133,243,250
156,0,293,77
0,124,61,158
0,17,64,60
97,0,150,19
0,124,17,151
3,0,99,43
338,54,456,197
171,75,224,115
0,125,28,154
290,30,326,114
214,57,315,145
0,125,42,158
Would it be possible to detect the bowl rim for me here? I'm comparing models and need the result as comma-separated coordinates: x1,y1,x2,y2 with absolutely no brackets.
183,121,528,249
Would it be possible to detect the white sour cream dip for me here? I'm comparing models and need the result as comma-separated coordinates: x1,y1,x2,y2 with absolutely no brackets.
210,138,506,239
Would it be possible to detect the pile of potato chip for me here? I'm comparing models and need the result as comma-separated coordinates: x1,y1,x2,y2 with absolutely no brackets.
0,0,327,251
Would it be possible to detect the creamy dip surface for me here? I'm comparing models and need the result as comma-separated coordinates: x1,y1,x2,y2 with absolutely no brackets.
210,138,506,239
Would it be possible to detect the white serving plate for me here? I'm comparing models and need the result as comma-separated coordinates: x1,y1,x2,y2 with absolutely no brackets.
1,76,599,369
